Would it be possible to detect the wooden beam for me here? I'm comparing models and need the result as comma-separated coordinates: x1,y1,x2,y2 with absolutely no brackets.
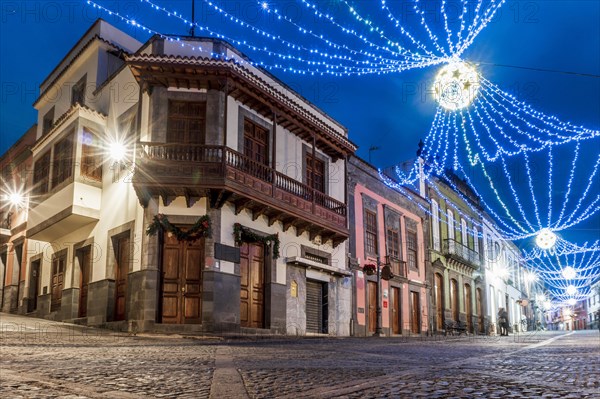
234,198,253,215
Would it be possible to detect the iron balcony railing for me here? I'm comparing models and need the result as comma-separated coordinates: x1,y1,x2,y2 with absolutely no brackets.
442,238,481,268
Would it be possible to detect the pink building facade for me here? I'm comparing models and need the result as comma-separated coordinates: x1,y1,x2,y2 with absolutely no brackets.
348,157,430,336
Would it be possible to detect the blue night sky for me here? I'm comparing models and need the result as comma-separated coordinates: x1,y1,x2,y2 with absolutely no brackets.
1,0,599,246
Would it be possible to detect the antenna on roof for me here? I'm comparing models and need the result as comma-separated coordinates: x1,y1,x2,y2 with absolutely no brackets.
189,0,196,37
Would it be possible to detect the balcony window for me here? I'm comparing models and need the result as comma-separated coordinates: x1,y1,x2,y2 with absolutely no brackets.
364,210,378,256
81,128,103,182
167,100,206,144
71,74,86,106
244,119,269,165
33,150,51,195
52,133,74,187
407,230,418,270
306,153,325,193
42,107,54,136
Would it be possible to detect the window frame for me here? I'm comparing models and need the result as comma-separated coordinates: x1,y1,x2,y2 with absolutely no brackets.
364,209,378,256
51,133,74,188
166,100,207,144
406,229,419,271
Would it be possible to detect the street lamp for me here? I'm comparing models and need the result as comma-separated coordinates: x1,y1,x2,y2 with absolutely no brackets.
363,256,392,337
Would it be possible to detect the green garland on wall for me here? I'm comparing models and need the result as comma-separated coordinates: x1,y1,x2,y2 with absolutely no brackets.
146,214,212,242
233,223,280,259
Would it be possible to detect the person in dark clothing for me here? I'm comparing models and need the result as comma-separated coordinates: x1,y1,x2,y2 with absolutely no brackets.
498,308,509,336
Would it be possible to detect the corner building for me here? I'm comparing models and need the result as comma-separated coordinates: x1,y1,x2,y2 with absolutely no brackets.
18,19,356,335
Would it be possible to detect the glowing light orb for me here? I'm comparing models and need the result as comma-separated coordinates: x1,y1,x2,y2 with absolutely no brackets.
543,300,552,310
109,142,127,162
567,298,577,306
535,294,546,303
433,62,479,110
561,266,577,280
9,192,24,207
535,228,557,249
524,271,537,283
566,285,577,295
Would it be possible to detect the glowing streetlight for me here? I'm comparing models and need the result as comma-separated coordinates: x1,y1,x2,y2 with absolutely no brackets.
561,266,576,280
567,298,577,306
109,141,127,162
524,271,538,283
565,285,577,296
535,228,557,250
433,61,479,110
543,300,552,310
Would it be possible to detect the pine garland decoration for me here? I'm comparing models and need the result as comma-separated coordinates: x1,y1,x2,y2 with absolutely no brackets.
233,223,280,259
146,214,211,242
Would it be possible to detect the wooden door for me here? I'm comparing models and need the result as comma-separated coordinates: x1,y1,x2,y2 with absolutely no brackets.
114,236,129,321
27,260,40,313
161,233,204,324
50,256,65,312
435,273,444,330
240,242,265,328
78,247,91,318
368,281,377,333
391,286,400,334
465,284,473,333
410,291,420,334
476,288,485,333
450,279,459,322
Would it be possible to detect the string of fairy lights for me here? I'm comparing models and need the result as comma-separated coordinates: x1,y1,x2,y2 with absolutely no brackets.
76,0,600,307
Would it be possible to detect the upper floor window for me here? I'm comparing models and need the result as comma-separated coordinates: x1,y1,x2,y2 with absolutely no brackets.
71,74,86,106
306,153,325,193
364,209,378,256
167,100,206,144
386,227,400,259
407,230,418,270
81,128,103,182
447,209,455,240
244,119,269,165
431,199,440,251
42,107,55,136
52,134,74,187
461,218,468,246
33,150,51,195
473,228,480,254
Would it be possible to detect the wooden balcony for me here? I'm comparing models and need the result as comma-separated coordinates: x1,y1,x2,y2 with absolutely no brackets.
387,256,408,279
133,143,349,245
442,239,481,269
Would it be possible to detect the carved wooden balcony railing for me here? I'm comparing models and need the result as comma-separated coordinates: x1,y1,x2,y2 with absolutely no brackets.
134,142,348,242
386,256,408,279
442,238,481,269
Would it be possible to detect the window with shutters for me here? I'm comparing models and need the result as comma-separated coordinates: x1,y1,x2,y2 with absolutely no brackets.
461,218,468,247
306,153,325,193
52,134,74,187
81,128,103,182
365,210,378,256
33,150,51,195
244,118,269,165
447,209,455,240
167,100,206,143
407,230,418,270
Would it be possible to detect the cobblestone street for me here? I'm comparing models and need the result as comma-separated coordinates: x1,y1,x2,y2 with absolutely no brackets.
1,313,598,398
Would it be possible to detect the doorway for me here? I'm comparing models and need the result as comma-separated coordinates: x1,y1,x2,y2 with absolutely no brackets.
27,259,40,313
368,281,377,333
390,286,401,334
114,235,130,321
465,284,473,332
161,233,204,324
435,273,444,331
306,280,328,334
78,247,92,318
410,291,420,334
240,242,265,328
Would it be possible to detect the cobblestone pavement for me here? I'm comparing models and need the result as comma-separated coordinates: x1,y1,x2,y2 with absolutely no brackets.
1,313,599,398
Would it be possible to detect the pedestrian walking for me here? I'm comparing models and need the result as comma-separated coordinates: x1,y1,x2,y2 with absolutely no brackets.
498,308,509,336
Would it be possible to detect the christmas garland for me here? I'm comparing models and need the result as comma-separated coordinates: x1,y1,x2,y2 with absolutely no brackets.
146,214,211,242
233,223,280,259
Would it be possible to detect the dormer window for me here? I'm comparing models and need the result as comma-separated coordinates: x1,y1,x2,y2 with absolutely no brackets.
71,74,86,106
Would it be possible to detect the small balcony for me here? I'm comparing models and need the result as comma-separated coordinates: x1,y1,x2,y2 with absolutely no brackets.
387,256,408,279
442,238,481,269
133,143,349,245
